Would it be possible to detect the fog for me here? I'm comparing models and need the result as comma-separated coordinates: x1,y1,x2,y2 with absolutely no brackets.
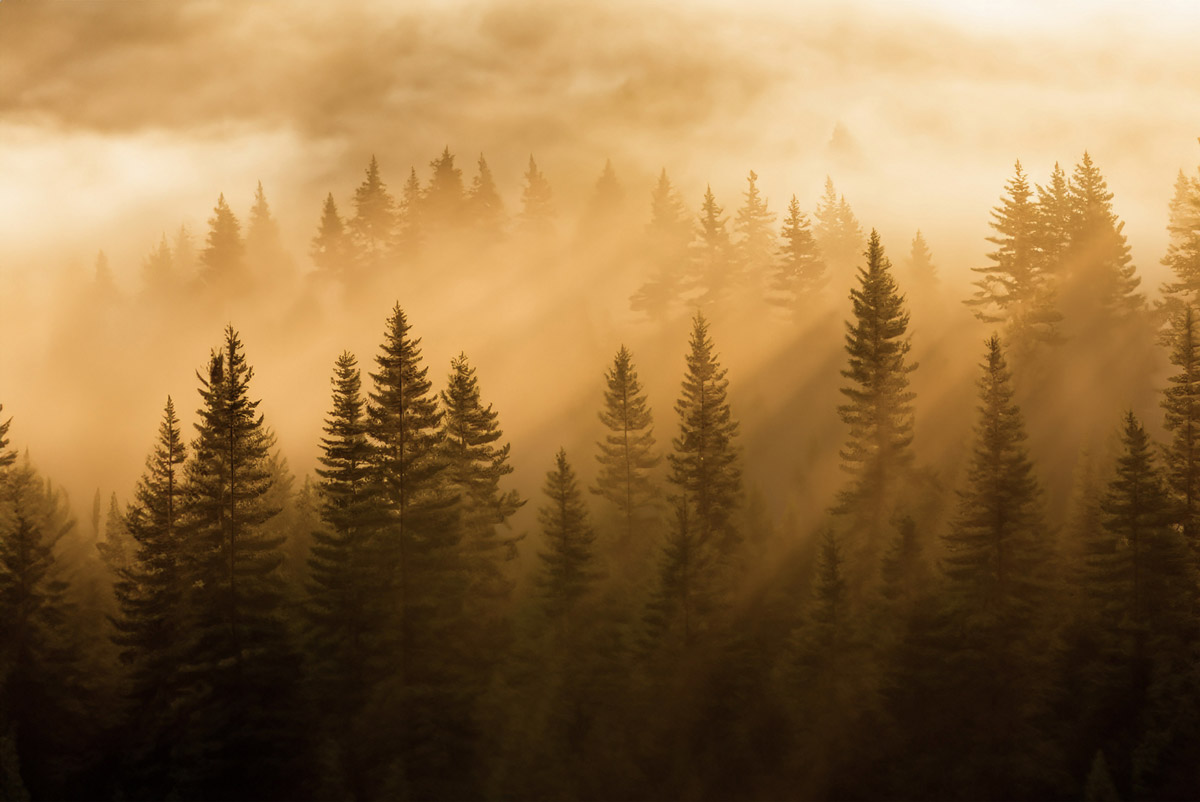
4,1,1200,799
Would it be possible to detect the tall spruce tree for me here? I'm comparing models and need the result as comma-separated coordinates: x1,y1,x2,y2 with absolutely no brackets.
440,353,523,604
518,156,555,235
467,154,505,236
769,194,825,311
1163,306,1200,549
199,193,245,290
733,170,776,289
689,185,737,307
670,313,741,556
968,160,1061,353
631,168,690,318
813,176,864,285
0,405,13,469
177,326,301,799
350,155,396,271
1160,168,1200,313
835,230,916,554
424,147,466,226
311,193,352,279
396,166,424,259
592,345,660,545
906,230,938,288
536,449,597,617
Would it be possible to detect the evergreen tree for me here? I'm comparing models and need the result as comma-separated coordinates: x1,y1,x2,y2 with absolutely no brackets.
580,159,624,239
176,326,301,798
835,230,916,553
1163,305,1200,549
424,146,466,229
631,168,690,318
1036,161,1072,277
688,185,736,306
592,345,659,545
1062,152,1144,325
669,313,741,555
0,454,87,799
199,193,244,289
813,176,864,284
173,224,198,280
942,335,1044,611
141,234,176,297
96,492,133,578
0,404,13,469
246,181,289,280
968,160,1061,352
311,192,352,278
536,449,597,616
644,496,715,648
906,229,938,287
440,353,523,604
1160,167,1200,311
733,169,776,288
350,155,396,270
467,154,505,236
769,194,825,311
396,166,424,258
518,156,555,234
109,398,188,796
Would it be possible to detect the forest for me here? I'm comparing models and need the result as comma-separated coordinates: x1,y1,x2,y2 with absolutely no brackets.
4,138,1200,802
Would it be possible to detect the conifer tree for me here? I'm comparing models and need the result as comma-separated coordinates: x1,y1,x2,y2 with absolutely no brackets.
172,224,197,279
968,160,1061,352
733,170,776,287
467,154,505,236
1160,167,1200,311
813,176,864,284
835,230,916,551
644,496,716,649
1062,152,1144,324
306,353,379,701
1036,161,1072,276
1163,306,1200,548
592,345,659,544
581,159,624,238
688,185,736,306
350,155,396,270
109,398,188,796
96,492,133,578
518,156,555,234
0,404,13,470
246,181,288,280
942,335,1044,612
536,449,597,616
424,146,466,229
396,166,424,257
141,234,176,297
1098,412,1186,635
631,168,690,317
177,326,301,798
769,194,825,311
0,455,86,799
906,230,938,287
199,193,244,289
311,193,352,278
440,353,523,603
670,313,741,555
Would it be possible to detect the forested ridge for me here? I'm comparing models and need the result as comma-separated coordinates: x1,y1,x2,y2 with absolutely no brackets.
5,146,1200,801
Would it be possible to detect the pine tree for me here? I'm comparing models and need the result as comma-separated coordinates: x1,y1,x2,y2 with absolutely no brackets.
141,234,176,297
1160,167,1200,311
0,456,87,800
592,345,659,544
440,353,523,604
199,193,244,289
733,169,776,288
0,404,13,469
631,168,690,318
813,176,864,284
306,353,379,698
942,335,1044,613
350,155,396,271
644,496,715,649
670,313,741,555
424,146,466,229
467,154,505,236
109,398,188,796
518,156,555,234
1035,161,1072,277
1163,305,1200,549
246,181,289,281
177,326,301,798
1062,152,1144,324
172,224,197,279
311,193,352,278
96,492,134,578
536,449,597,616
769,194,825,311
1098,412,1186,635
396,166,424,258
906,230,938,287
688,185,736,306
835,230,916,552
580,159,624,239
968,160,1061,352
